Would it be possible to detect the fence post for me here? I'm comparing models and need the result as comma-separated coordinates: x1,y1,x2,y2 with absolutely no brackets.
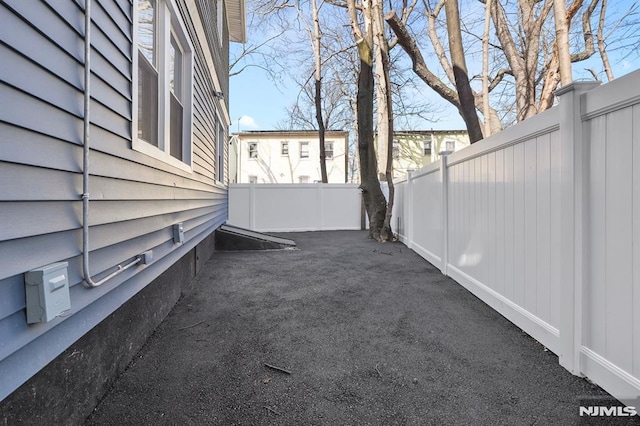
406,171,414,249
317,184,324,231
440,152,452,275
249,183,256,230
557,81,600,375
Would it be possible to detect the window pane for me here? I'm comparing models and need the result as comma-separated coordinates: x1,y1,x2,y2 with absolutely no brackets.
169,35,183,99
170,92,183,160
300,142,309,158
137,0,156,66
325,141,333,159
423,140,431,156
138,51,159,146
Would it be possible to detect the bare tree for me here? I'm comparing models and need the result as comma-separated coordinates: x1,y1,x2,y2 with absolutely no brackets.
346,0,390,241
311,0,329,183
554,0,573,86
386,0,614,127
373,0,395,239
444,0,483,142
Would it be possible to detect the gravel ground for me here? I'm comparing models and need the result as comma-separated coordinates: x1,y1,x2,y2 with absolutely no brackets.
85,231,634,425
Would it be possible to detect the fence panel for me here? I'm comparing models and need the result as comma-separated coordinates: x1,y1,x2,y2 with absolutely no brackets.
441,109,562,354
579,72,640,406
228,183,362,232
410,165,443,268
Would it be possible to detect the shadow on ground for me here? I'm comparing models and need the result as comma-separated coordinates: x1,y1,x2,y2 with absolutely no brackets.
85,231,627,425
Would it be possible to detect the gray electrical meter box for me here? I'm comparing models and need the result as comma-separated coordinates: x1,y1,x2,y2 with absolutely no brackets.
25,262,71,324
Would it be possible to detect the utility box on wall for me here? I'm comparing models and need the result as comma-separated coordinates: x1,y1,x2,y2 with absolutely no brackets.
25,262,71,323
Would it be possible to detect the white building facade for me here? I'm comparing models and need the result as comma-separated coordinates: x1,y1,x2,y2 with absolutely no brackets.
231,130,349,183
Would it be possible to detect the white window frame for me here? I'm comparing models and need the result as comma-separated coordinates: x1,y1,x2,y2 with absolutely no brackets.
216,115,225,182
300,141,309,159
248,142,258,159
325,141,333,159
132,0,194,172
281,141,289,156
423,139,432,156
446,140,456,152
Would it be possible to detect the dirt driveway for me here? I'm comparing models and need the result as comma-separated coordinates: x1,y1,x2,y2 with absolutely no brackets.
85,231,616,425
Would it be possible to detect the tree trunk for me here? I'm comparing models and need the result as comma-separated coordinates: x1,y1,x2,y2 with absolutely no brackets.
373,0,394,241
553,0,573,86
444,0,483,143
348,0,387,240
597,0,614,81
312,0,328,183
482,0,492,137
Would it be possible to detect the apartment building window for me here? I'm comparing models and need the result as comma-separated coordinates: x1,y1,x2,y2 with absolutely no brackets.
300,141,309,158
248,142,258,158
325,141,333,159
281,141,289,156
423,140,432,156
299,175,310,183
134,0,193,171
446,140,456,152
392,141,400,159
249,175,258,183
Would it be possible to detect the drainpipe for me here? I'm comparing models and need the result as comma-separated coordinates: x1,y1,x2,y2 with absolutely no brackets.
82,0,141,287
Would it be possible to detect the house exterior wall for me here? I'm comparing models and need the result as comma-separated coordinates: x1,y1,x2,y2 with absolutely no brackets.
232,131,349,184
0,0,239,410
381,131,470,180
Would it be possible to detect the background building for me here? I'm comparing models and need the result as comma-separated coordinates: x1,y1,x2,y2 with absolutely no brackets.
377,130,470,180
230,130,349,183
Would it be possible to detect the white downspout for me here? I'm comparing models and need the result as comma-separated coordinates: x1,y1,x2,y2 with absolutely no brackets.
82,0,141,287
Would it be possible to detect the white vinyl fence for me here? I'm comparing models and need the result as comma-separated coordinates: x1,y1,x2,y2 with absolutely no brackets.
394,72,640,406
228,183,362,232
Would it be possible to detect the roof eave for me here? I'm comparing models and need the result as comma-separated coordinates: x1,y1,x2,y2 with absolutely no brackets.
227,0,246,43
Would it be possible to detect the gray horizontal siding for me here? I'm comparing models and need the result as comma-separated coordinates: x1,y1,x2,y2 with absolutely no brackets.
0,3,84,89
3,0,85,62
0,0,230,401
0,208,226,347
0,216,222,402
0,84,84,144
0,201,226,285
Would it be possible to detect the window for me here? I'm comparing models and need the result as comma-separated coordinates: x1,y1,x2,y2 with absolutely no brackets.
446,140,456,152
216,120,225,182
392,141,400,159
325,141,333,159
423,140,432,156
299,175,310,183
134,0,193,171
248,142,258,159
281,141,289,156
300,141,309,159
249,175,258,183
